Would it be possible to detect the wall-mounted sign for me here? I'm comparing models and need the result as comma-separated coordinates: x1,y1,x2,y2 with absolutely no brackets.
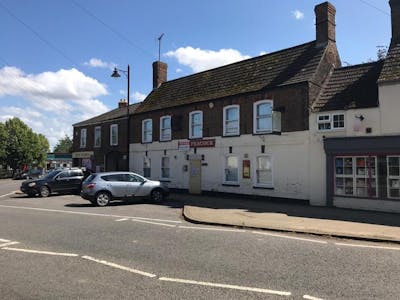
178,141,190,151
190,139,216,148
72,151,94,159
243,160,251,179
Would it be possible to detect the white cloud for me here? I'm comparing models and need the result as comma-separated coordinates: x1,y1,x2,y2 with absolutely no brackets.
132,92,146,102
259,51,268,56
292,9,304,20
165,47,251,73
176,68,183,73
84,58,114,69
0,66,109,149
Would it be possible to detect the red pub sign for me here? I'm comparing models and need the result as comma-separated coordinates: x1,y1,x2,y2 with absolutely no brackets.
189,139,216,148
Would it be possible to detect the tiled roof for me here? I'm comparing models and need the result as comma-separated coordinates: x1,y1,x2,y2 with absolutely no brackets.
73,103,140,127
313,61,383,112
136,41,327,114
378,43,400,83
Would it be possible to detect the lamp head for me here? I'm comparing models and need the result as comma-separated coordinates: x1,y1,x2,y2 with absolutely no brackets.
111,68,121,78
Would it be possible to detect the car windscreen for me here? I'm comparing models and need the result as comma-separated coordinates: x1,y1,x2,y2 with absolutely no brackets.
43,170,61,179
83,174,96,183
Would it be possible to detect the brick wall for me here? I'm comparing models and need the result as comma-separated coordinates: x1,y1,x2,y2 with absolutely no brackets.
131,83,310,143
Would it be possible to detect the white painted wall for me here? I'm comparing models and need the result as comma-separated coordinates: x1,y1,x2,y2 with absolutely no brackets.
130,131,310,201
309,100,400,212
379,82,400,134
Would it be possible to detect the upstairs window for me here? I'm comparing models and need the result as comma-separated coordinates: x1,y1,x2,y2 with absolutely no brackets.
333,114,345,129
317,115,331,130
189,111,203,139
160,116,172,141
110,124,118,146
223,105,240,136
94,126,101,148
80,128,87,148
142,119,153,143
318,113,345,131
254,100,273,134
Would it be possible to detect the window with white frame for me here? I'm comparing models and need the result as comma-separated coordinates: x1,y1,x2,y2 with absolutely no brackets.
110,124,118,146
253,100,273,134
160,116,171,141
161,157,170,179
255,156,273,186
224,156,239,183
223,105,240,136
142,119,153,143
387,156,400,199
80,128,87,148
334,156,377,197
189,111,203,139
94,126,101,148
333,114,345,129
143,157,151,178
318,113,345,131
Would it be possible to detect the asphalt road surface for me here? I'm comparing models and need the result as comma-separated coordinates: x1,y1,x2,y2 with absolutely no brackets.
1,179,399,299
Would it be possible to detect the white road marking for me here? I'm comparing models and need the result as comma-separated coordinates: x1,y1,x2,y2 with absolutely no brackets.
81,255,156,278
0,191,18,198
303,295,324,300
0,241,19,248
2,247,79,257
131,218,177,228
0,238,10,242
252,231,328,244
159,277,291,296
115,218,129,222
179,225,246,233
0,204,182,223
335,242,400,251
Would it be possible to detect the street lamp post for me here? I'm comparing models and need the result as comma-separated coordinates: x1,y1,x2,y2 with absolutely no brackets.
111,65,130,171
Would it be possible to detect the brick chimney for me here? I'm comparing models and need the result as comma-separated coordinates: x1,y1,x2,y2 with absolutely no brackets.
118,99,128,108
315,2,336,47
153,61,167,89
390,0,400,45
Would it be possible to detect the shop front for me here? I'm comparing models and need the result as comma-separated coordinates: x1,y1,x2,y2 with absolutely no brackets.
72,151,94,171
324,136,400,213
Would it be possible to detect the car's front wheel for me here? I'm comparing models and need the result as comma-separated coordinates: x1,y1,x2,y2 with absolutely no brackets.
39,186,50,197
151,189,164,203
95,191,111,207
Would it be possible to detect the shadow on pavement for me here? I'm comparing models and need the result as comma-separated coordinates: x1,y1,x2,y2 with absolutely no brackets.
171,193,400,228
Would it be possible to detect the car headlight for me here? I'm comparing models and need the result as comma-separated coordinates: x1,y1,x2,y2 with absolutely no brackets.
28,182,36,187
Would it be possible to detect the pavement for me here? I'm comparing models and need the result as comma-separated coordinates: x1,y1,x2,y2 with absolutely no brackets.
172,193,400,244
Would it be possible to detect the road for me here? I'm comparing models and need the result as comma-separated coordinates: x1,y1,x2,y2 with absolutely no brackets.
0,179,399,299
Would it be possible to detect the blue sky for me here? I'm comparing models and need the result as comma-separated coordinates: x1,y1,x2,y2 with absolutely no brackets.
0,0,391,149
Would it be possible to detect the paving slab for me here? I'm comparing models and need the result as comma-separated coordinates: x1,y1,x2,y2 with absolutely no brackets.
171,193,400,243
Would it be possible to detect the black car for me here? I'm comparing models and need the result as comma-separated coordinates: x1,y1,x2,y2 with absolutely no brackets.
20,168,84,197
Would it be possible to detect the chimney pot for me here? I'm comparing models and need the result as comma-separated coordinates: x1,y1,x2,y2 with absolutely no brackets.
153,61,167,89
315,2,336,47
118,99,128,108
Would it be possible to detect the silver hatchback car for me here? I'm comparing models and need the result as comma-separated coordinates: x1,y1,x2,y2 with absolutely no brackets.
80,172,169,206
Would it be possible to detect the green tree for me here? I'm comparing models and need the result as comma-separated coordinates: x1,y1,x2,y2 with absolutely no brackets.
4,118,49,170
0,122,8,167
53,135,73,153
